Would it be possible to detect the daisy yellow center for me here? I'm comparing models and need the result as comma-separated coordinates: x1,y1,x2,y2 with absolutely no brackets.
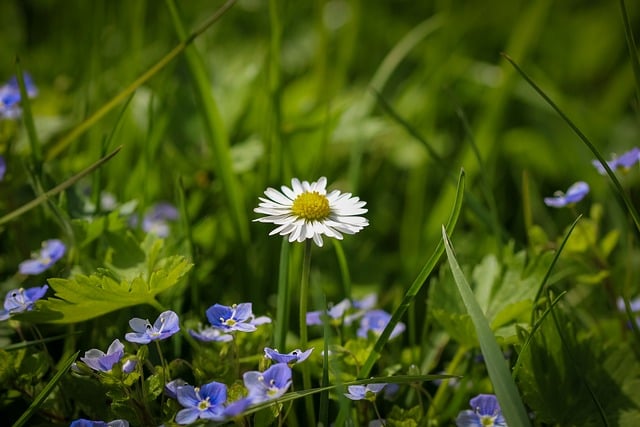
291,192,330,220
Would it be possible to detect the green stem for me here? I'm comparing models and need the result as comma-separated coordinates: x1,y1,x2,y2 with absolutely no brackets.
275,238,291,351
299,239,315,426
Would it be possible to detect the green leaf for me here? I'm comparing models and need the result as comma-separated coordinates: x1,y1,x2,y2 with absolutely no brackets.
18,242,192,323
442,227,531,427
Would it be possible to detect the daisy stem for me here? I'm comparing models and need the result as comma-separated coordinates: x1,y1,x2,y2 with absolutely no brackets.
299,239,315,425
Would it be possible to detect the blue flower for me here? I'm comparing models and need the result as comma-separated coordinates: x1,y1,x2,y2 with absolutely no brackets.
592,147,640,174
0,285,48,321
243,363,292,403
189,325,233,342
175,381,247,424
122,358,137,374
142,202,179,237
0,73,37,119
357,309,405,340
19,239,66,275
80,339,124,372
125,310,180,344
264,347,314,365
306,298,352,325
206,303,265,333
543,181,589,208
344,383,387,401
165,379,189,399
69,419,128,427
456,394,507,427
0,155,5,181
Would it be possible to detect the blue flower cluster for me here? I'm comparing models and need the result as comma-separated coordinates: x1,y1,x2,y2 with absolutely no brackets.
544,147,640,208
0,239,67,322
306,293,406,340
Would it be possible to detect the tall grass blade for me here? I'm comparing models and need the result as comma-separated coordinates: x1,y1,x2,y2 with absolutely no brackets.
165,0,249,244
359,168,465,378
12,351,80,427
502,53,640,233
618,0,640,102
442,226,531,426
0,146,122,226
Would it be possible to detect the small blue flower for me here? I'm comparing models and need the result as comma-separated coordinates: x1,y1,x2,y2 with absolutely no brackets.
122,358,137,374
69,419,129,427
543,181,589,208
357,309,405,340
206,303,261,332
344,383,387,401
0,285,48,321
189,325,234,342
264,347,314,365
0,73,37,119
175,381,230,424
19,239,66,275
125,310,180,344
243,363,292,403
0,155,6,181
142,202,179,237
592,147,640,174
165,379,189,399
306,298,352,325
456,394,507,427
80,339,124,372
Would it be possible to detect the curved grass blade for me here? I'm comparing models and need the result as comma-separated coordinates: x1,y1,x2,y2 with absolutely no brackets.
12,350,80,427
502,53,640,234
165,0,248,244
442,226,531,427
2,332,81,351
0,146,122,226
512,290,567,379
45,0,238,161
618,0,640,101
359,168,465,378
532,215,581,311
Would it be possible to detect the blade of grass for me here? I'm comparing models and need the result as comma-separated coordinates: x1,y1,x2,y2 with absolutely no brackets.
618,0,640,102
442,226,531,426
45,0,238,161
12,350,80,427
359,168,465,379
532,215,582,312
0,146,122,226
165,0,248,245
502,53,640,233
14,58,41,172
373,90,509,242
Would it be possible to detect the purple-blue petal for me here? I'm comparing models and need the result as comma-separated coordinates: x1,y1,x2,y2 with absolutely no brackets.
200,381,227,405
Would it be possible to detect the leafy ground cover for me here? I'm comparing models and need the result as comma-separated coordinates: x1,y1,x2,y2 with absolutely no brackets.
1,0,640,425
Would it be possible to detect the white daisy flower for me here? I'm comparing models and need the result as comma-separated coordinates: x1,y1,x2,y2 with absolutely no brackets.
254,177,369,247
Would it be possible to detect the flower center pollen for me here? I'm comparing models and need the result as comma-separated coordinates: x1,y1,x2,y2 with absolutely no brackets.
291,192,330,221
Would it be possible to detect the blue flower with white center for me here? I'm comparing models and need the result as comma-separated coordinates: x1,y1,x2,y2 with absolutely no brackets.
80,339,124,372
357,309,405,340
456,394,507,427
69,419,128,427
344,383,387,401
306,298,352,326
175,381,238,424
592,147,640,174
0,285,48,321
142,202,179,237
19,239,66,275
264,347,314,365
189,325,234,342
543,181,589,208
243,363,292,404
125,310,180,344
206,303,260,332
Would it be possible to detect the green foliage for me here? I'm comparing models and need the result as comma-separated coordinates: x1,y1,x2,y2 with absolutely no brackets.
18,236,192,323
517,308,640,426
430,243,549,347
